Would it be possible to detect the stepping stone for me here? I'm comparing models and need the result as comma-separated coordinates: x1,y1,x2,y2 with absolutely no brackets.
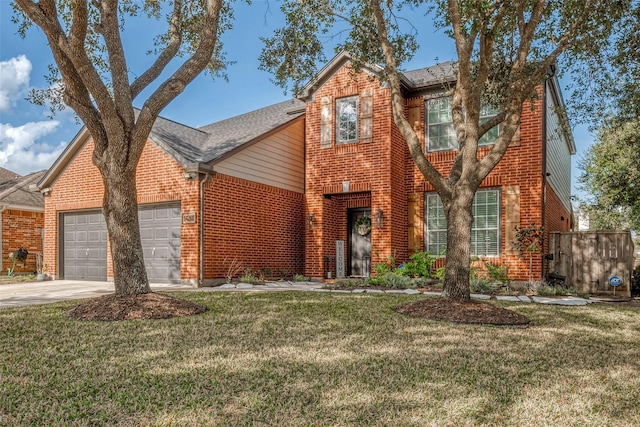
496,296,520,302
312,288,331,292
366,289,384,294
532,296,554,304
385,290,406,294
517,295,532,303
266,283,281,288
331,290,352,293
471,293,491,300
219,283,236,289
352,289,366,293
556,298,588,306
423,291,441,296
236,283,254,289
404,289,421,295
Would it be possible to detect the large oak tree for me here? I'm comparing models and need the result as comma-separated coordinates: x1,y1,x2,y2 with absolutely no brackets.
13,0,229,296
261,0,625,300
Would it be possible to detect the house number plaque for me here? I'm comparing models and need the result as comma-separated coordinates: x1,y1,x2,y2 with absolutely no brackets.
336,240,345,278
182,213,197,224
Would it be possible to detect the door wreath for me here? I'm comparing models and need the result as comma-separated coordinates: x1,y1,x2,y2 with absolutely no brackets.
354,215,371,236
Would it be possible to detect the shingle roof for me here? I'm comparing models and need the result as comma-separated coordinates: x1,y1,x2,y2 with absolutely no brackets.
38,99,306,189
197,99,305,163
143,99,305,167
0,167,20,183
147,115,210,165
0,170,46,209
401,61,458,90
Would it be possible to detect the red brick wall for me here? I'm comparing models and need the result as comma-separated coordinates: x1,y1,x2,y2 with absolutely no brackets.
44,137,200,281
202,173,304,280
304,64,404,277
304,62,573,282
406,90,549,281
1,209,44,274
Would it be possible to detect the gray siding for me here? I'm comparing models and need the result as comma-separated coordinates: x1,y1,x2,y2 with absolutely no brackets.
215,119,305,193
545,85,572,212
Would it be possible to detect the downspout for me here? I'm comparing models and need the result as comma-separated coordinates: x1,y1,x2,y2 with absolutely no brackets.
0,205,6,273
199,171,211,287
541,75,549,280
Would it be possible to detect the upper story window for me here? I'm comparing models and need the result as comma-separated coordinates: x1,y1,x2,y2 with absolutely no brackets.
426,97,456,151
426,96,500,152
336,96,358,144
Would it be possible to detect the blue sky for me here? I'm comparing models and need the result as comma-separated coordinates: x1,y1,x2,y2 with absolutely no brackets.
0,0,592,195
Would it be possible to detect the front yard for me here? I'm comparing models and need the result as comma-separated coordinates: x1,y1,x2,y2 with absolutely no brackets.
1,291,639,426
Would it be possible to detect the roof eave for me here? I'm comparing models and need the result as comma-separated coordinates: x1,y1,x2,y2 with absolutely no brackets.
547,68,577,155
207,113,305,166
36,126,91,190
297,51,384,100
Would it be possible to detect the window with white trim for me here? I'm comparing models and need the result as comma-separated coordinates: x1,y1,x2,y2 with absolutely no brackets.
336,96,358,144
425,96,500,151
424,189,501,257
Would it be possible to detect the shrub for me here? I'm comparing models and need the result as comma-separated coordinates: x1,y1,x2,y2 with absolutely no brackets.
484,262,510,284
374,261,392,276
470,278,497,294
435,267,446,281
373,252,396,276
292,274,308,282
240,268,258,284
382,272,414,289
400,250,438,278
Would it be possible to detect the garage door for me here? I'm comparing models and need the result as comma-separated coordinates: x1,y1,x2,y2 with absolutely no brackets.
62,211,108,281
139,204,181,284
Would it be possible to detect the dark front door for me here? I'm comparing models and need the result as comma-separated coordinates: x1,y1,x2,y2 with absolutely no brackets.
349,209,372,277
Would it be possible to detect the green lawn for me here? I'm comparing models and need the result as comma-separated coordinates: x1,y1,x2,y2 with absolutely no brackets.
1,292,639,426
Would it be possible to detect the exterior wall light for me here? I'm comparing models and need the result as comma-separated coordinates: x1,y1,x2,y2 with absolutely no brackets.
376,209,384,229
308,213,315,230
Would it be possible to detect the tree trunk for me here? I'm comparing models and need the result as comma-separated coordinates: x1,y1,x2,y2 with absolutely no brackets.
101,167,150,297
441,189,475,300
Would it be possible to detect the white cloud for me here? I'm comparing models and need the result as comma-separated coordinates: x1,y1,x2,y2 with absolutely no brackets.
0,120,63,174
0,55,32,112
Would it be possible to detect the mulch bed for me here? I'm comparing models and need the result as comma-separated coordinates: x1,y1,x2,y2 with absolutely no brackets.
395,298,531,326
66,293,208,321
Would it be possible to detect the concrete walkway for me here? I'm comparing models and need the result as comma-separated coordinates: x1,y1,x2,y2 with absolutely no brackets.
0,279,594,309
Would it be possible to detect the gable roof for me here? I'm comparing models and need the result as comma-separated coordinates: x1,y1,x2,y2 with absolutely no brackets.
0,170,46,211
37,99,306,189
297,51,458,100
0,167,20,183
198,99,305,163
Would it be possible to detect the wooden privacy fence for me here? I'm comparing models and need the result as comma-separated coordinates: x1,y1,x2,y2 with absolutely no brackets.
548,230,634,297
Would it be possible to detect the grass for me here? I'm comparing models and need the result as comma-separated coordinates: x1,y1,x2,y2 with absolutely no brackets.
1,292,639,426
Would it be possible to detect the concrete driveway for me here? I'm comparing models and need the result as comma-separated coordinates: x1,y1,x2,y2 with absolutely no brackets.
0,280,193,309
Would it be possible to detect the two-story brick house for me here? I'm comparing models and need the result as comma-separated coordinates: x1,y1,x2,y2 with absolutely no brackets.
36,52,574,285
300,52,574,281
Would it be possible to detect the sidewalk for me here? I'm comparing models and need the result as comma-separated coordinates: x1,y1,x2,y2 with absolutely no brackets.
0,279,594,310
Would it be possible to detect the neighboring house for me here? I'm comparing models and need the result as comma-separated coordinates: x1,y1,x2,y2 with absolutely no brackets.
35,100,305,284
299,52,574,281
0,168,46,274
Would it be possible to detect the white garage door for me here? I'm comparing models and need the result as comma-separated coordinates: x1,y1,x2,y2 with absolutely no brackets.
139,204,182,284
62,211,108,281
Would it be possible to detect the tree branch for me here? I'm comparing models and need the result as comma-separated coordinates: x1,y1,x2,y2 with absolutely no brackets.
130,0,183,98
136,0,223,147
369,0,450,197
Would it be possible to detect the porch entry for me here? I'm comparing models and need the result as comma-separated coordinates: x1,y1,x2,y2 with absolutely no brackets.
349,208,372,277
